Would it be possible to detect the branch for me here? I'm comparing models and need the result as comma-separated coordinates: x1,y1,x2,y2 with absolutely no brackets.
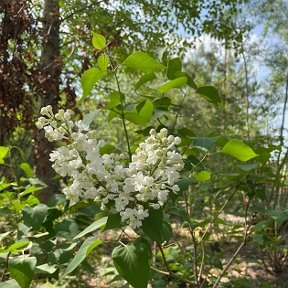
60,0,104,23
199,182,242,243
156,243,194,286
212,204,251,288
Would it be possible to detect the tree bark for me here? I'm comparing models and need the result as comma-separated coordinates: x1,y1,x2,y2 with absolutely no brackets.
33,0,60,202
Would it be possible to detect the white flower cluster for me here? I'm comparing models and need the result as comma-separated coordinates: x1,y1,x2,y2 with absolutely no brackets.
37,106,184,229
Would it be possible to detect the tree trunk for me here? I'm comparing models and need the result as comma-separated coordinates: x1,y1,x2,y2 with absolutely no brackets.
33,0,60,202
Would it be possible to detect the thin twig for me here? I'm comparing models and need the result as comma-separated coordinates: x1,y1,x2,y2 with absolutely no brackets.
184,192,199,286
212,203,251,288
173,89,188,129
60,0,104,22
153,244,195,286
199,182,242,243
114,71,132,162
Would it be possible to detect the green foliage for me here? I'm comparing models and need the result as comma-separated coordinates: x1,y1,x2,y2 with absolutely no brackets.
0,146,9,164
8,257,37,288
92,33,106,50
97,54,109,71
73,217,107,240
141,208,164,242
221,139,257,161
135,73,156,90
0,28,286,288
22,204,48,230
157,77,187,93
63,237,102,277
194,170,211,182
196,85,222,105
123,52,165,73
112,238,152,288
80,68,107,104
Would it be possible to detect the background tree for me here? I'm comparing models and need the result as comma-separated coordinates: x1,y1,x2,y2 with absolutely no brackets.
0,0,247,196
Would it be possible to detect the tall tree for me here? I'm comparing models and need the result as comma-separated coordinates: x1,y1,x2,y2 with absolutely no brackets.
33,0,61,201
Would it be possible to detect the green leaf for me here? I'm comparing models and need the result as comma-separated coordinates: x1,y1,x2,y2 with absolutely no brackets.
162,222,173,242
8,256,37,288
83,110,100,126
104,213,122,231
135,72,156,90
220,139,257,162
19,163,34,178
22,204,48,230
92,33,106,50
153,97,171,109
196,85,221,105
97,54,109,71
99,144,116,155
105,92,123,109
177,178,196,192
194,171,211,182
138,99,153,121
55,219,80,240
0,181,11,191
267,210,288,224
35,263,57,275
47,194,66,207
0,279,20,288
108,110,118,122
0,146,9,164
123,52,165,73
112,238,152,288
79,68,107,104
141,208,163,242
19,186,42,198
0,241,30,253
73,217,107,240
175,71,198,90
157,77,187,93
167,58,182,79
125,99,154,125
63,237,102,277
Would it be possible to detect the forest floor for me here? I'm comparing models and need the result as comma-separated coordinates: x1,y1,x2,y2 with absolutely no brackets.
35,214,287,288
87,213,288,288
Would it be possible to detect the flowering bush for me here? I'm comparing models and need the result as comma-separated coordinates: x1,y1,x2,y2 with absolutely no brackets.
0,41,261,288
36,105,184,229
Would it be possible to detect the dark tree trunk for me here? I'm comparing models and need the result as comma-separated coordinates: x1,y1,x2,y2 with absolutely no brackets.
33,0,61,202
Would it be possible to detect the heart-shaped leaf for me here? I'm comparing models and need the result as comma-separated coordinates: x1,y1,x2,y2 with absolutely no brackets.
8,256,37,288
112,238,152,288
22,204,48,230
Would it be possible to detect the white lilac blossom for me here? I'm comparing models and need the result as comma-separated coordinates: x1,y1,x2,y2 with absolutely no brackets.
37,106,184,229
